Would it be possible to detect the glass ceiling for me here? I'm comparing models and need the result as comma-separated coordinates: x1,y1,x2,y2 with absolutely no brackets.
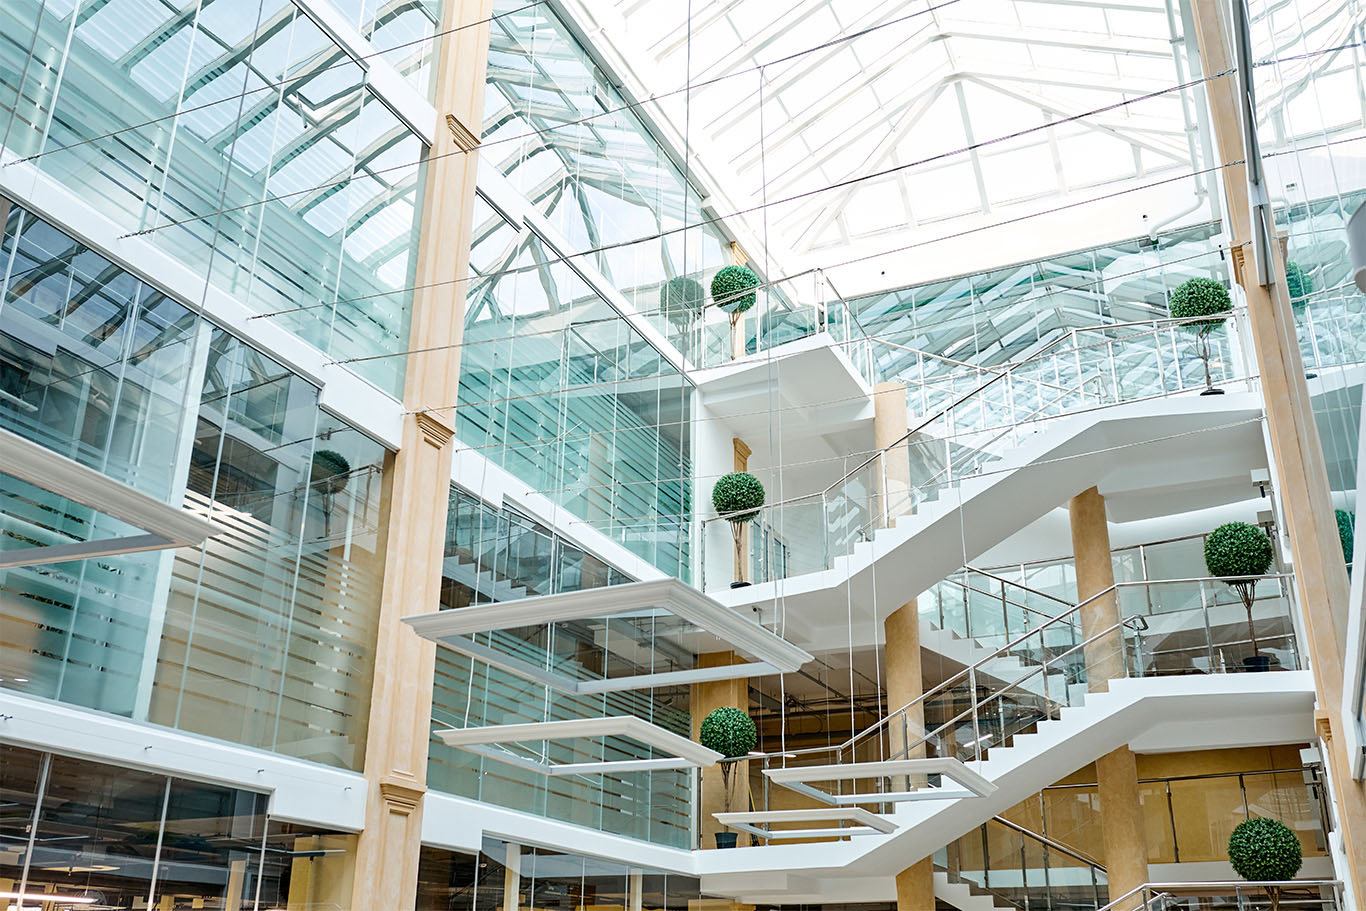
598,0,1366,300
608,0,1204,294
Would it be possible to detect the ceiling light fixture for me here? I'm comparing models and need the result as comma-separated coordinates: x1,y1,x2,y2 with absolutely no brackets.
0,892,98,904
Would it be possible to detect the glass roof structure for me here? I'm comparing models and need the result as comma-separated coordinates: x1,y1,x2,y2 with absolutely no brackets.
603,0,1208,294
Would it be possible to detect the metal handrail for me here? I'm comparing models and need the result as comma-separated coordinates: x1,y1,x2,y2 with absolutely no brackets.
961,565,1075,608
1095,880,1343,911
710,311,1240,524
867,374,1105,533
989,815,1107,871
750,572,1293,763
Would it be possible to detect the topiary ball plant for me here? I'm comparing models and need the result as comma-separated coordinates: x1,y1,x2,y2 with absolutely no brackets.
700,705,757,759
711,265,759,319
1204,521,1275,667
1228,817,1302,910
713,472,765,585
660,276,705,327
700,706,757,817
1285,261,1313,306
1169,277,1232,393
310,449,351,496
1337,508,1354,566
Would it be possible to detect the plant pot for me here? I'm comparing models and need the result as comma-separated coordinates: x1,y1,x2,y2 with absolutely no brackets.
714,832,738,849
1200,387,1226,396
730,581,752,589
1243,654,1273,673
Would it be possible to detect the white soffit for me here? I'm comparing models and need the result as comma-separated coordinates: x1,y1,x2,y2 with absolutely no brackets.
764,758,997,806
0,428,220,569
403,578,812,693
715,807,898,840
437,716,723,776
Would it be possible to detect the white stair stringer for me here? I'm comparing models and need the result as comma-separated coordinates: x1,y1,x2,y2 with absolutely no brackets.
695,672,1315,905
715,393,1268,652
933,871,1017,911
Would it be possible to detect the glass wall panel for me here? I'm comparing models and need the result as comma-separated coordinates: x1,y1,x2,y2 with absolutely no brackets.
430,486,692,847
150,329,388,769
0,202,388,769
2,742,363,909
0,0,423,395
0,744,44,890
461,223,694,579
0,200,203,502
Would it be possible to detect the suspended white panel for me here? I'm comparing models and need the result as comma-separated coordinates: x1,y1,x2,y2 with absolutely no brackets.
0,428,220,569
436,715,723,776
764,758,997,806
404,578,812,693
715,807,898,840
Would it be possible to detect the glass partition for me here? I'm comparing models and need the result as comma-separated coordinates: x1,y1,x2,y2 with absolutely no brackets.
0,1,424,394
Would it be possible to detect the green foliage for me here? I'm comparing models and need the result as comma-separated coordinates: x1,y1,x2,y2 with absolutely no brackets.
711,265,759,315
712,472,765,524
1203,521,1274,580
660,276,705,326
699,706,757,758
1228,817,1303,882
310,449,351,495
1169,276,1231,336
1285,261,1313,306
1337,508,1355,565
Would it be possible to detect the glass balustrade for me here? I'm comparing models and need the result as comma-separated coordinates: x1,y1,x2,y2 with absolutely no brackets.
705,317,1246,590
713,577,1302,822
936,816,1108,911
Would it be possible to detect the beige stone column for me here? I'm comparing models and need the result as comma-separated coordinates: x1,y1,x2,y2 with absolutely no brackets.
1068,487,1148,904
894,859,936,911
885,600,936,909
733,438,752,584
692,652,751,848
873,381,911,527
348,0,493,906
1191,0,1366,891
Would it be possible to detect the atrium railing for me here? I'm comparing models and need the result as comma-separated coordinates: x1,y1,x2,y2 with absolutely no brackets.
731,576,1299,817
937,815,1108,911
705,313,1250,590
1096,880,1343,911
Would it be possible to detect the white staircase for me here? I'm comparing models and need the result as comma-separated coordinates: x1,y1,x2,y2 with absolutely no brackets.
934,870,1018,911
696,671,1315,905
715,392,1268,652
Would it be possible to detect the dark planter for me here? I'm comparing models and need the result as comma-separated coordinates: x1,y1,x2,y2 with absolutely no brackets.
1243,654,1273,673
714,831,738,849
1200,387,1226,396
730,581,752,589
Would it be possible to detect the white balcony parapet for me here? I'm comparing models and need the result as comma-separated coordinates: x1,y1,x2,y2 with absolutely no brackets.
715,808,898,840
404,578,812,694
0,428,220,568
436,715,723,776
764,758,997,806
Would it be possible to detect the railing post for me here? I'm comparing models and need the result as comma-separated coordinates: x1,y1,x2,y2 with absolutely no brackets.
969,666,982,762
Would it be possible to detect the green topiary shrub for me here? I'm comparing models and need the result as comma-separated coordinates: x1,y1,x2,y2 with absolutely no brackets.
1285,261,1313,306
711,265,759,317
1205,521,1275,663
700,706,757,814
1169,277,1232,392
1169,277,1232,332
311,449,351,496
1228,817,1302,910
660,276,705,326
712,472,765,523
713,472,765,585
1337,508,1354,565
700,706,757,758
